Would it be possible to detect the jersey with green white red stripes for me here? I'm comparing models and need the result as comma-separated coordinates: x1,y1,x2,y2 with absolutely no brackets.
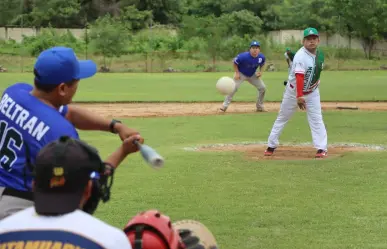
289,47,324,92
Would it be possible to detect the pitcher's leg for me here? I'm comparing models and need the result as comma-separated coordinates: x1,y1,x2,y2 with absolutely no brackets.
221,75,245,111
267,89,298,149
305,89,328,153
248,76,266,111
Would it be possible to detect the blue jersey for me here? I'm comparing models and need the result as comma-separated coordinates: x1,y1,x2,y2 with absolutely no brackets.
0,83,79,191
234,52,266,77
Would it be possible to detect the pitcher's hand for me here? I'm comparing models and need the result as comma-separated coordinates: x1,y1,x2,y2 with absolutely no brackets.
297,97,306,110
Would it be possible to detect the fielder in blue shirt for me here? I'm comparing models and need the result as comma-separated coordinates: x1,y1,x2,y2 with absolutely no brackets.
220,41,267,112
0,46,144,220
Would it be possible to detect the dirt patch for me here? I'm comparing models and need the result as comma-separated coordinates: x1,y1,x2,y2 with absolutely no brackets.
73,101,387,118
194,144,382,161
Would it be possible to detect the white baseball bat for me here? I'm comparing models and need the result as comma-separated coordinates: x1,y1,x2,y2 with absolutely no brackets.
133,140,164,169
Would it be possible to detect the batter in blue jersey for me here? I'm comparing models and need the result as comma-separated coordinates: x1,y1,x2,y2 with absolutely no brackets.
220,41,267,112
0,83,78,192
0,46,144,220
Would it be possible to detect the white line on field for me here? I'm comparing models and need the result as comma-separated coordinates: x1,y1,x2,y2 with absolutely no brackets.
182,141,387,151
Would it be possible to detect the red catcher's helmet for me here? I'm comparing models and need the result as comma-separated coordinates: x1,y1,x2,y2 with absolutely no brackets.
123,210,181,249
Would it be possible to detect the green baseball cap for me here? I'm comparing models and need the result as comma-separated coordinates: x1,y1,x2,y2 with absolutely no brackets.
286,47,290,51
303,27,319,38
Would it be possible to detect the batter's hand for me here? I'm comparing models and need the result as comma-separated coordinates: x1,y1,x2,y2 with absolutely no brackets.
256,71,262,78
297,97,306,110
115,123,144,143
122,134,143,154
234,72,240,80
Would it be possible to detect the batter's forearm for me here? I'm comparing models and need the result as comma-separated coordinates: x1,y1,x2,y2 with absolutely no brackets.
104,146,127,169
66,105,113,132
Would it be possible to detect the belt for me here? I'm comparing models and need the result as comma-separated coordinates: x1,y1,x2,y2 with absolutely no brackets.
2,188,34,201
289,83,312,95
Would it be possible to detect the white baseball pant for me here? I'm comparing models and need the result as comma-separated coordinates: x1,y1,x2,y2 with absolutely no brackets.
0,187,33,220
222,72,266,110
267,82,328,150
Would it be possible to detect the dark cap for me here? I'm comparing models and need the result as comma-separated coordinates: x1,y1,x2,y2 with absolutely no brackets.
34,136,104,215
250,41,261,47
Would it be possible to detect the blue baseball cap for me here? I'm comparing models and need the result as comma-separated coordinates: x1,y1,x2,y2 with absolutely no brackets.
250,41,260,47
34,46,97,85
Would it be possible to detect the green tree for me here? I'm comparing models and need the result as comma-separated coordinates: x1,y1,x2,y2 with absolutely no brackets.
136,0,185,25
0,0,21,26
220,10,263,37
119,5,153,31
329,0,387,58
89,14,129,69
269,0,310,30
13,0,81,28
225,0,283,31
185,0,233,17
180,14,227,68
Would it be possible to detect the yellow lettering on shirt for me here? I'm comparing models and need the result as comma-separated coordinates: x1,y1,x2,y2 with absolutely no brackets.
0,240,86,249
24,241,39,249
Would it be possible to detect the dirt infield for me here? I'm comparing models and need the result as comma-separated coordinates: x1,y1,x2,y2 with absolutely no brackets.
190,143,384,161
74,101,386,160
74,101,387,118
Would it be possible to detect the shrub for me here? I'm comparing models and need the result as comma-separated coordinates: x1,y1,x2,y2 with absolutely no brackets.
21,27,84,56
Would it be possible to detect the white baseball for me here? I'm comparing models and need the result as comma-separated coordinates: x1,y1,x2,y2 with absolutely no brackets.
216,76,235,95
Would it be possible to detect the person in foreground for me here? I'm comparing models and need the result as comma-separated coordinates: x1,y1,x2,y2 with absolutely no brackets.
0,135,143,248
220,40,267,112
265,27,328,158
0,46,143,219
124,209,218,249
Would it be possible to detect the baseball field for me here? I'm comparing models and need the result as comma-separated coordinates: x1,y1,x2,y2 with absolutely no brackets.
2,70,387,248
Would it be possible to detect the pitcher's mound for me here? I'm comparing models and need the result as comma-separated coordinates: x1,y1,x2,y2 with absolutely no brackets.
197,144,381,160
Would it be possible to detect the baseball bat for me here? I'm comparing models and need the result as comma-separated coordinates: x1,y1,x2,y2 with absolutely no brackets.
133,140,164,169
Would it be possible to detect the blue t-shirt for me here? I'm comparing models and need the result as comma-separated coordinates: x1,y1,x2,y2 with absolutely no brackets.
0,83,79,191
234,52,266,77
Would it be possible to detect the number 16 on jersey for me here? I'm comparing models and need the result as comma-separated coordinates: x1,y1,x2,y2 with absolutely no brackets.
0,121,23,171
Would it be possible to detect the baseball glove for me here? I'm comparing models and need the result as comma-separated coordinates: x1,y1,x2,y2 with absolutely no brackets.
173,220,218,249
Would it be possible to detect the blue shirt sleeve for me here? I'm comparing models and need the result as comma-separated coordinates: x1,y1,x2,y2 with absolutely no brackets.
64,125,80,139
260,54,266,66
44,122,80,143
59,105,69,117
66,127,80,139
234,53,244,65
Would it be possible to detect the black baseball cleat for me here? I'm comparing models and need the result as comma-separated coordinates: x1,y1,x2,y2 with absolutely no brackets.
264,147,275,156
315,149,327,158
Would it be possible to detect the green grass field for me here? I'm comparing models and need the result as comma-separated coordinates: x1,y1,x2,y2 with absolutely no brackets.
2,71,387,248
79,112,387,249
1,71,387,102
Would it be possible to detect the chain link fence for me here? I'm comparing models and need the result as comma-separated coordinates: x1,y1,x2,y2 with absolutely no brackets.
1,26,387,73
1,50,387,73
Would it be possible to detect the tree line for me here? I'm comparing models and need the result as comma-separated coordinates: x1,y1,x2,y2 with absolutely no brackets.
0,0,386,60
